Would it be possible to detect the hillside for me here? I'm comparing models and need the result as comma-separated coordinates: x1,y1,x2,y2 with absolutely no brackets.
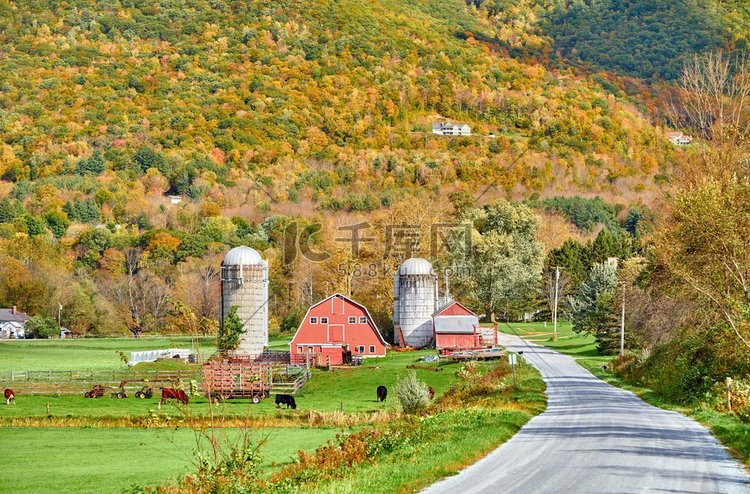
0,0,730,337
0,0,678,215
481,0,750,80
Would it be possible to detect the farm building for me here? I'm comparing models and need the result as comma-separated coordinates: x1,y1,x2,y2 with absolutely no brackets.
433,301,497,352
221,246,269,357
290,293,387,366
393,257,438,347
0,306,29,339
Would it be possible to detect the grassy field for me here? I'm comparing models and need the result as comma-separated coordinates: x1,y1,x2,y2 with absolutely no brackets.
0,331,548,492
0,426,339,494
294,362,547,493
0,348,471,421
0,337,217,372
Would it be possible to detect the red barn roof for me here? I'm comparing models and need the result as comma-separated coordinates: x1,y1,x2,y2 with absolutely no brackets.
433,301,477,318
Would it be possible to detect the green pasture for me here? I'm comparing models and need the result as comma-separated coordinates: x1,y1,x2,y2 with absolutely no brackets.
0,337,217,372
0,426,339,494
0,349,473,419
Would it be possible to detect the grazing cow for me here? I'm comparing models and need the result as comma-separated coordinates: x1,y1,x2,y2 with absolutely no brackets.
160,387,189,405
4,388,15,405
376,385,387,402
275,394,297,409
428,386,435,399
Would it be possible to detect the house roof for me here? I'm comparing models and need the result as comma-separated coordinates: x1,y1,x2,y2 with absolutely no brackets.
433,301,477,318
290,293,389,346
0,308,30,323
434,316,478,334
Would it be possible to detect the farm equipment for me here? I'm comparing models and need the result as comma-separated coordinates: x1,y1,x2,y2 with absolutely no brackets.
203,359,272,403
84,382,128,398
134,386,153,399
84,384,107,398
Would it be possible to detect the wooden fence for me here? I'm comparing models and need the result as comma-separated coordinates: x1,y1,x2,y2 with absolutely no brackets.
0,369,201,396
0,363,312,397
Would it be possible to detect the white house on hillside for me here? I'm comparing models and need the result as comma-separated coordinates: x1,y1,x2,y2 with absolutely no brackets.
432,122,472,136
0,306,29,339
666,132,693,145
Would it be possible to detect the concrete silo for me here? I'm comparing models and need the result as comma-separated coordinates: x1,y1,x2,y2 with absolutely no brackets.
392,258,438,348
221,246,269,356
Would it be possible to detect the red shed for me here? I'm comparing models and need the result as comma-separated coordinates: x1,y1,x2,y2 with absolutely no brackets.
433,301,483,351
290,293,388,366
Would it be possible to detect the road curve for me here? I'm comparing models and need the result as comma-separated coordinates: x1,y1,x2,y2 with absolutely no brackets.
423,333,750,494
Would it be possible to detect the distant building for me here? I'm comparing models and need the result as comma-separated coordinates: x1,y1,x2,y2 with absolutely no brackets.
0,306,29,339
666,132,693,145
432,122,472,136
290,293,388,366
169,195,182,205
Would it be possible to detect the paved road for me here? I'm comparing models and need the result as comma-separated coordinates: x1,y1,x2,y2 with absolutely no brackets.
424,333,750,494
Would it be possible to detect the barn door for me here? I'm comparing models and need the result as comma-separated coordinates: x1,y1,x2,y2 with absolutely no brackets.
329,324,345,342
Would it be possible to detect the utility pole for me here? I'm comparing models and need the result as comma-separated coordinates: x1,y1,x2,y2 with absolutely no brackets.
552,266,560,341
620,283,626,356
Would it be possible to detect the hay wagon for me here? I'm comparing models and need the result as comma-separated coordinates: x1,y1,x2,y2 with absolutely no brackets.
203,359,272,403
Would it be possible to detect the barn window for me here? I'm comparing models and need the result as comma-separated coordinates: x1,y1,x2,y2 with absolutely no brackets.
348,316,356,324
310,317,318,324
357,345,365,353
359,316,367,324
369,345,375,353
321,317,329,324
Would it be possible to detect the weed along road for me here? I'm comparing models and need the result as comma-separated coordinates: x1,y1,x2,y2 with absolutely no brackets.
424,333,750,494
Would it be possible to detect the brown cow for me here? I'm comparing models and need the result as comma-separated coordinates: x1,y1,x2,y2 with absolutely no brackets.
160,387,189,405
428,386,435,399
4,388,15,405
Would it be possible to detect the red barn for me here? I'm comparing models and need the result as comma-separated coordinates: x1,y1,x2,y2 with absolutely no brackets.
433,301,485,352
290,293,388,366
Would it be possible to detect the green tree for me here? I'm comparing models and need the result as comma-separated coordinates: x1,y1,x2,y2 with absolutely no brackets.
455,200,544,321
44,211,70,238
26,315,59,339
565,261,620,354
218,305,243,352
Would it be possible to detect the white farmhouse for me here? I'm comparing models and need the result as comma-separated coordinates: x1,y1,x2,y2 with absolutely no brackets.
432,122,472,136
666,132,693,145
0,306,29,339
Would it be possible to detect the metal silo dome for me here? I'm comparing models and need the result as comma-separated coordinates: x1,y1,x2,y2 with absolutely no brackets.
398,257,434,276
223,246,263,266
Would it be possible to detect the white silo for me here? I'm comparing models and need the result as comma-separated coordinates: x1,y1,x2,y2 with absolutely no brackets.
393,258,438,347
221,246,269,356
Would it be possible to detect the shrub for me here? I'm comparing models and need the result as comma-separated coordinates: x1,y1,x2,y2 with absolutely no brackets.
394,371,430,415
26,315,59,338
708,379,750,423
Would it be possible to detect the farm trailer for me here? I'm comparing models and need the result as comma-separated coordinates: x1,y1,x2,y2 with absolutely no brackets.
203,360,310,403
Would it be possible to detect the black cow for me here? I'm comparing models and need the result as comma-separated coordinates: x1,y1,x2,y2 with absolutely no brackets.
275,394,297,409
376,385,387,402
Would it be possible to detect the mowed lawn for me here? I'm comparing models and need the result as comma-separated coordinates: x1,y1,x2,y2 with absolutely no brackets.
0,336,217,372
0,426,339,494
